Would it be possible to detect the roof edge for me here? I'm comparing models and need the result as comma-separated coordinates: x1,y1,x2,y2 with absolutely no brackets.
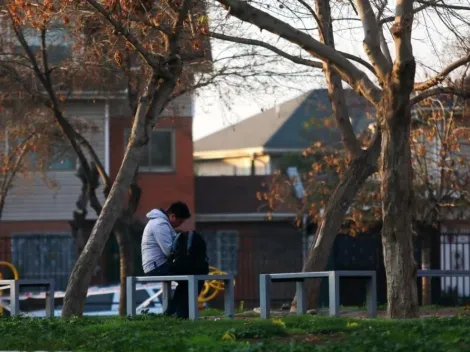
195,212,297,222
194,147,305,160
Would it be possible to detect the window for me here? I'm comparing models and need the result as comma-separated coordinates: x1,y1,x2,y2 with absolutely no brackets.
29,144,77,171
124,129,175,172
6,133,77,171
14,27,72,64
202,231,239,274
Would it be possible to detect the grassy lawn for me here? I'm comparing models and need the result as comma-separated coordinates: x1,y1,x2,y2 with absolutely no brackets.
1,313,470,351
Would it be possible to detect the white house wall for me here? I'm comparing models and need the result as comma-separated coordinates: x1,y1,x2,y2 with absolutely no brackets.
2,101,106,221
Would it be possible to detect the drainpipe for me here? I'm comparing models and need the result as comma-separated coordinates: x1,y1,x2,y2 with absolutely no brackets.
302,213,309,265
104,100,110,175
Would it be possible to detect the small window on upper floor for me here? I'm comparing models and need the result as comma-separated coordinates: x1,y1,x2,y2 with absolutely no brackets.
5,133,77,172
13,26,73,64
33,143,77,171
124,128,176,172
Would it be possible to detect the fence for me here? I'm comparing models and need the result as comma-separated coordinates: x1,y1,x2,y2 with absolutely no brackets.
0,234,76,291
440,233,470,303
204,230,470,309
1,230,470,308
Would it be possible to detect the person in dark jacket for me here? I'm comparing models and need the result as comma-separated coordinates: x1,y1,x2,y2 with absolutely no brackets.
167,230,209,319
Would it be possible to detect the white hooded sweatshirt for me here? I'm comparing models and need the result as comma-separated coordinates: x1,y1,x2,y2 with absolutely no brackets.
141,209,176,273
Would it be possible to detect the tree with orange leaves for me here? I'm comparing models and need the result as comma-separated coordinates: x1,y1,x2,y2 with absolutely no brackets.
1,0,311,317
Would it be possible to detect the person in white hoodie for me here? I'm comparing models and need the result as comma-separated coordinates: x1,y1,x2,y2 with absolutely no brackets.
141,201,191,276
141,202,191,317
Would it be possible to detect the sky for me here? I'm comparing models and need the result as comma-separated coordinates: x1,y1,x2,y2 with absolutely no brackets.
191,3,467,141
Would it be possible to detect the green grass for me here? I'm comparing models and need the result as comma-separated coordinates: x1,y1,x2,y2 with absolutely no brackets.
1,313,470,351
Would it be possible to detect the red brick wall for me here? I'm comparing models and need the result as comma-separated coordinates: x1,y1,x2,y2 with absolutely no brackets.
110,116,195,230
196,221,303,308
0,220,71,236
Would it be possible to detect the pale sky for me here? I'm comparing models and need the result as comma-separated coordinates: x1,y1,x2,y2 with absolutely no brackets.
192,3,466,141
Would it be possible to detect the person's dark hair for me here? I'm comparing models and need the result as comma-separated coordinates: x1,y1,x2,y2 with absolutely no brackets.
167,201,191,219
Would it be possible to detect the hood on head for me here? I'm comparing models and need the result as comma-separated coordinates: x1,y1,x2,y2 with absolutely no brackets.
146,209,168,220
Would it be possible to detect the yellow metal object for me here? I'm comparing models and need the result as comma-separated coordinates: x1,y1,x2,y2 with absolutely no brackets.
0,261,20,315
198,266,236,306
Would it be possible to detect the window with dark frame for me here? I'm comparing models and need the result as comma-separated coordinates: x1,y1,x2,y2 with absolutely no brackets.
202,231,239,275
5,133,77,171
13,26,73,64
124,129,175,172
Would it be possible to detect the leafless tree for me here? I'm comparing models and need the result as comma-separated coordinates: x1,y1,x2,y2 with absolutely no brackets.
208,0,470,317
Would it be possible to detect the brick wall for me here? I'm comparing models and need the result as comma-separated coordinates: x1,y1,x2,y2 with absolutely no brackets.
110,115,195,230
196,221,302,308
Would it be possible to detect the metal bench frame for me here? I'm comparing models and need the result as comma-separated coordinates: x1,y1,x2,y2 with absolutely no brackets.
0,279,55,317
260,271,377,319
126,275,234,321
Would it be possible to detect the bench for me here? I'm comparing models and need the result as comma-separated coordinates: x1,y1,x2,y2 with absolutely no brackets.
0,279,55,317
127,275,234,321
260,271,377,319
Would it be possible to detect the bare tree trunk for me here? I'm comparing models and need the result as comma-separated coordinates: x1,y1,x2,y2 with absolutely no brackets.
291,134,381,311
70,165,97,254
0,195,5,221
61,75,176,317
115,180,140,316
115,224,134,316
379,87,418,318
421,234,431,305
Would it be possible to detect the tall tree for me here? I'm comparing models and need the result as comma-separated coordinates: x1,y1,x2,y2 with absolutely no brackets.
2,0,307,316
210,0,470,317
268,91,470,306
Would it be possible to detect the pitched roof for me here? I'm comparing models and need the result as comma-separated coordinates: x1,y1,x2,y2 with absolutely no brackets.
194,89,375,153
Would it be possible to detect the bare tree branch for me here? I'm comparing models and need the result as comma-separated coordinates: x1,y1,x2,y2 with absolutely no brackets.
355,0,392,80
380,2,429,24
209,32,323,69
336,51,377,74
297,0,326,40
169,0,192,55
417,0,470,11
380,0,470,25
392,0,415,70
216,0,382,104
8,15,111,191
414,54,470,91
410,86,470,106
316,0,362,158
84,0,164,73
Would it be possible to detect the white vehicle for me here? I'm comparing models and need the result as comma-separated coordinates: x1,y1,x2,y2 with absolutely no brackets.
0,282,177,317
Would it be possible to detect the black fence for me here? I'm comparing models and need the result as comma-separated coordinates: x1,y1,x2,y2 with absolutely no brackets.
0,234,76,291
439,233,470,304
208,230,470,309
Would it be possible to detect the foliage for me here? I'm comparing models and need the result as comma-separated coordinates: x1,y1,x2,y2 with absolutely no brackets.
1,314,470,351
265,95,470,234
